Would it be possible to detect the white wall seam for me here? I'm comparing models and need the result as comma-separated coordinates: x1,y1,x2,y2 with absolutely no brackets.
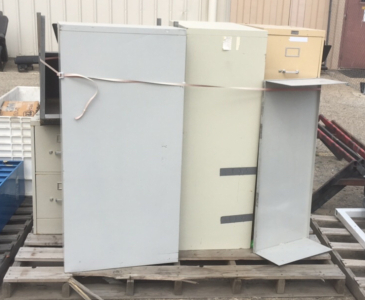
139,0,143,25
169,0,172,23
124,0,127,24
47,0,52,52
32,0,37,54
110,0,113,24
184,0,187,20
16,0,21,54
94,0,97,23
79,0,82,22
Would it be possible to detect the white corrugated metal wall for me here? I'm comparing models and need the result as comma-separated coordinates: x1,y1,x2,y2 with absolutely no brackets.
0,0,231,57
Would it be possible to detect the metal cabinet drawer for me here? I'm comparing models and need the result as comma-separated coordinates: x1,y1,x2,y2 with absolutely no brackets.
264,36,323,80
34,125,62,172
36,174,63,218
35,218,63,234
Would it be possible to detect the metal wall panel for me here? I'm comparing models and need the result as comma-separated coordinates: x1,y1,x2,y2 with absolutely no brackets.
60,23,186,272
2,0,230,57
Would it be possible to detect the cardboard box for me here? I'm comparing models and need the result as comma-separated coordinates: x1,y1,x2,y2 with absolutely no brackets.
0,101,40,117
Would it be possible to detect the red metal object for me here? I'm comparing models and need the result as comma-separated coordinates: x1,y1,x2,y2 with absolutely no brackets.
317,128,355,162
332,120,365,151
335,178,365,186
319,114,365,159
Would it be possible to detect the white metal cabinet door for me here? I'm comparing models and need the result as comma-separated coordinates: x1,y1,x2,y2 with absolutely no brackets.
34,126,61,172
60,24,186,272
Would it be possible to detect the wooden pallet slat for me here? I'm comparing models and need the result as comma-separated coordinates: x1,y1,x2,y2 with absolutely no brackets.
5,218,347,299
9,215,31,222
14,207,32,215
320,227,351,236
4,267,71,283
0,234,19,243
331,242,364,251
343,259,365,268
0,243,13,252
15,247,63,262
311,217,365,300
73,264,345,281
179,247,330,261
24,234,63,247
2,224,26,233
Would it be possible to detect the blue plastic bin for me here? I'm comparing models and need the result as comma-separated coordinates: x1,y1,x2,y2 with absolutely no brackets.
0,160,25,232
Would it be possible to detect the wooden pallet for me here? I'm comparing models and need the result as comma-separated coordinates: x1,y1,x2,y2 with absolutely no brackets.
311,214,365,300
2,230,347,299
0,197,33,282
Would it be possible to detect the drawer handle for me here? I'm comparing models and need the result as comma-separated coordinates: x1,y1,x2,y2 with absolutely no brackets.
49,198,63,203
49,150,62,155
278,69,299,74
57,182,63,190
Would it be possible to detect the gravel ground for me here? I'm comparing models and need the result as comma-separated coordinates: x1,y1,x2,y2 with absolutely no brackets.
1,60,365,217
314,71,365,215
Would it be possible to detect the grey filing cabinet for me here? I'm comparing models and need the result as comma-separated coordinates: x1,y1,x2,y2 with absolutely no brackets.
31,114,62,234
59,23,186,272
176,21,267,251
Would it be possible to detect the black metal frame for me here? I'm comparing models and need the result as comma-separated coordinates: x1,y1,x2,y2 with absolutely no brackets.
311,160,365,212
37,13,60,125
0,11,9,72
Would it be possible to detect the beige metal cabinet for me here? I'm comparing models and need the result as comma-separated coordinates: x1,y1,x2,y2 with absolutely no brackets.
31,115,62,234
34,126,62,173
177,21,267,251
247,25,325,80
35,174,63,218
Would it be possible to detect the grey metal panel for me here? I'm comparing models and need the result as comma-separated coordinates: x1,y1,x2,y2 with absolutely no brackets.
59,23,186,272
256,238,331,266
266,78,346,86
253,80,338,265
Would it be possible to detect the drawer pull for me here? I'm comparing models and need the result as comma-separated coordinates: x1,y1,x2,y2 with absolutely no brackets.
49,197,54,202
55,151,62,155
57,182,63,190
278,69,299,74
55,199,63,203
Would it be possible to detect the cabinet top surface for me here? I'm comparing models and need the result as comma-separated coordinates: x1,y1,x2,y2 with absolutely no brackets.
247,24,325,37
178,21,267,37
59,22,186,36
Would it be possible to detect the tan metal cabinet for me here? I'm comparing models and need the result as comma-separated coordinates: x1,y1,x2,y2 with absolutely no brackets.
247,25,325,80
31,115,62,234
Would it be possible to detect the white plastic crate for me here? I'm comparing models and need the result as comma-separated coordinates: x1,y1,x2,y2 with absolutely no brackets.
0,87,40,195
